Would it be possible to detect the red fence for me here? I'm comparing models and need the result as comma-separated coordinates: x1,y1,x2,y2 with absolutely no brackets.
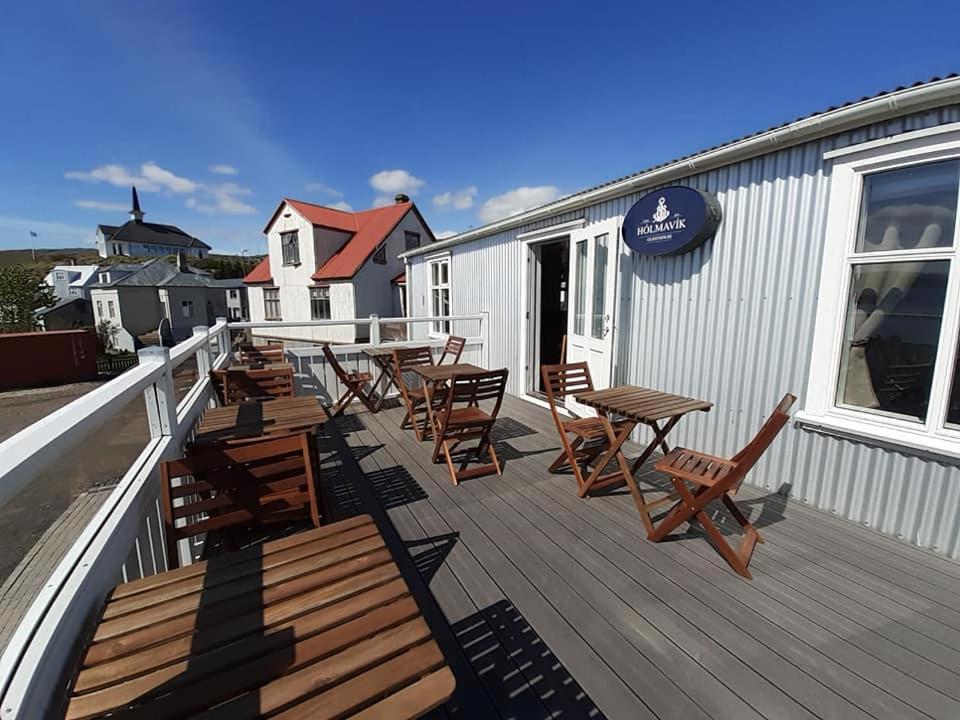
0,330,97,390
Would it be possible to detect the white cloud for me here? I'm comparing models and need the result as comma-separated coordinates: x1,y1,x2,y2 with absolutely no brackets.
305,182,344,198
65,162,197,194
478,185,561,223
329,201,353,212
372,195,394,208
187,182,256,215
209,164,238,175
435,230,458,239
369,169,425,196
72,200,129,211
433,186,478,211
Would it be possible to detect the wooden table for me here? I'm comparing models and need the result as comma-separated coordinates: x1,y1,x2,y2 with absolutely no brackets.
414,363,486,442
574,386,712,535
64,515,456,719
194,395,328,446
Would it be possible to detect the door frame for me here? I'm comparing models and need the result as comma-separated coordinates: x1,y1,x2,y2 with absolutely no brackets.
518,219,586,404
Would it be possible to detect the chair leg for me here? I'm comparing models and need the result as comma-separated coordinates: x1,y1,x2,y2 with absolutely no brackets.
695,508,753,579
441,440,458,486
330,387,357,417
549,437,583,472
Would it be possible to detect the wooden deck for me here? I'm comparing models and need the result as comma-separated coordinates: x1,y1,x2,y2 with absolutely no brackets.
316,394,960,720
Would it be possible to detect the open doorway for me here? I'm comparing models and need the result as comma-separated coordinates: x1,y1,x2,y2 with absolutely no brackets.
527,238,569,394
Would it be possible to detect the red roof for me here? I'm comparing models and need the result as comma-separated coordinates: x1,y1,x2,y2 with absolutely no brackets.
309,202,412,281
242,257,272,284
391,271,406,285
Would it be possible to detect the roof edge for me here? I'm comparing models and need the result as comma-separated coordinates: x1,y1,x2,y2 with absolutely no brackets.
400,74,960,259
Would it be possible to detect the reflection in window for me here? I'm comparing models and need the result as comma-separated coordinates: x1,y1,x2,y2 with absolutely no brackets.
837,260,948,421
857,161,958,253
429,258,450,334
591,234,608,339
573,240,587,336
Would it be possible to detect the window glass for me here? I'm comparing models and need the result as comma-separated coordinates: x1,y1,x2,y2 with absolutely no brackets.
108,300,116,319
591,234,608,339
836,260,948,421
263,288,281,320
373,243,387,264
429,259,450,334
856,161,959,253
181,300,193,319
281,231,300,265
405,231,421,251
310,286,331,320
573,239,587,335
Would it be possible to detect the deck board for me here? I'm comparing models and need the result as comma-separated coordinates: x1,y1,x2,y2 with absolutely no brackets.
326,394,960,720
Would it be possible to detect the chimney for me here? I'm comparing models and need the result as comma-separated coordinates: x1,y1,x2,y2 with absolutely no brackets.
394,193,410,204
130,186,144,223
177,251,189,273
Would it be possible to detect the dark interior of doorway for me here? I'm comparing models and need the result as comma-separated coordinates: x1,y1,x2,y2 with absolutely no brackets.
537,239,568,391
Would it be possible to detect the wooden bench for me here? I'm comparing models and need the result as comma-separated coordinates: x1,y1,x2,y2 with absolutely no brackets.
211,365,295,405
63,515,455,719
237,342,285,365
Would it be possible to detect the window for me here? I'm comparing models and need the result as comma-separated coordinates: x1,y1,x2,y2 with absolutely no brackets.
54,271,65,281
69,287,79,297
310,286,331,320
229,289,238,299
405,231,421,251
591,233,609,339
96,300,103,319
107,300,116,319
229,307,241,320
263,288,281,320
373,242,387,265
803,123,960,458
181,299,194,319
428,257,451,334
281,231,300,265
573,239,587,335
99,272,109,284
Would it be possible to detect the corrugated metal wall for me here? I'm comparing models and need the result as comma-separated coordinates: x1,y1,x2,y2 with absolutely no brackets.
410,106,960,558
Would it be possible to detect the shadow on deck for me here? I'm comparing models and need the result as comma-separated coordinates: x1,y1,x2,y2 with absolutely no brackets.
311,395,960,720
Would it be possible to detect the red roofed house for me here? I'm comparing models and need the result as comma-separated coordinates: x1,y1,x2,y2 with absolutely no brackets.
244,193,435,343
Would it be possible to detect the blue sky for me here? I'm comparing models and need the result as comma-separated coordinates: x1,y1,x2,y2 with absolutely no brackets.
1,1,958,254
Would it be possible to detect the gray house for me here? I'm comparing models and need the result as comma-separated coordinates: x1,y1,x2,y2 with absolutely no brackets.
96,188,211,259
400,75,960,559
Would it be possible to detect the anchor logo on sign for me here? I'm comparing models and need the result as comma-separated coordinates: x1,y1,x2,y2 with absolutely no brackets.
652,196,670,223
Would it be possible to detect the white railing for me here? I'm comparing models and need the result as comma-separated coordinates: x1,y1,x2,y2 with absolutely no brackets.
0,313,486,718
0,319,230,718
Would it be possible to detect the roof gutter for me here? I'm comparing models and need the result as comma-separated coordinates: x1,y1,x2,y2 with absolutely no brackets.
401,75,960,259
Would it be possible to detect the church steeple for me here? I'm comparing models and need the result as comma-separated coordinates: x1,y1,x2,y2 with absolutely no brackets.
130,186,144,223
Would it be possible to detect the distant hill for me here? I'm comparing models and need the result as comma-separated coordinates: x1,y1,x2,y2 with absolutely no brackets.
0,248,263,279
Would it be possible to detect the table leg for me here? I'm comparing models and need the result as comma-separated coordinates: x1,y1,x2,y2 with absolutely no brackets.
629,415,681,474
371,358,395,412
578,414,636,498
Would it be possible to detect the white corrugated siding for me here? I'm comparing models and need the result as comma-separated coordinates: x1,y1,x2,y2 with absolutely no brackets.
409,106,960,558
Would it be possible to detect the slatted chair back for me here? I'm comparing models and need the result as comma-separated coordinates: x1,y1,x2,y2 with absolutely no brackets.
438,336,467,365
541,362,594,419
321,343,377,415
321,343,350,380
160,432,320,569
728,393,796,489
237,343,285,366
443,368,508,417
222,366,295,405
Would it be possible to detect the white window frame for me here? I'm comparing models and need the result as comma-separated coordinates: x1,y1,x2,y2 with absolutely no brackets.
799,122,960,460
310,286,331,320
263,288,281,321
427,254,451,336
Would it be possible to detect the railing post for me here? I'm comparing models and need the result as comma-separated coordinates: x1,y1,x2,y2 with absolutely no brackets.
480,310,490,369
215,316,229,363
138,346,177,438
369,314,380,346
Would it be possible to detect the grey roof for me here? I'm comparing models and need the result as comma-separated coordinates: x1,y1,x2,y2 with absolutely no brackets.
98,224,120,237
36,297,85,315
207,278,247,288
101,220,211,250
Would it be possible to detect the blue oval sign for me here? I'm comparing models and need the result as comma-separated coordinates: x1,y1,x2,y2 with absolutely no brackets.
622,186,722,256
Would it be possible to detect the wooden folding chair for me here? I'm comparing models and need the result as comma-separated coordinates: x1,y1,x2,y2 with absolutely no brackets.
428,369,508,485
217,366,294,405
541,362,626,495
437,335,466,365
237,343,284,366
321,343,377,416
649,394,796,579
160,432,322,569
393,346,438,441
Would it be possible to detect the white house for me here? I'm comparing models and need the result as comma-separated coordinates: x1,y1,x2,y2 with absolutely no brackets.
96,188,211,259
244,194,435,343
42,265,101,301
89,257,226,352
